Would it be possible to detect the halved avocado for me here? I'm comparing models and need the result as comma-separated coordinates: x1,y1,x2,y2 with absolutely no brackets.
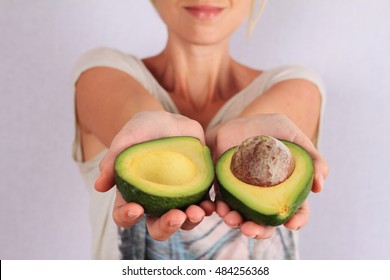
216,140,314,226
114,136,214,216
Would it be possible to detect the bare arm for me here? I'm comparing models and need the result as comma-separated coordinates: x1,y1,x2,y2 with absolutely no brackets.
239,79,321,140
76,66,164,147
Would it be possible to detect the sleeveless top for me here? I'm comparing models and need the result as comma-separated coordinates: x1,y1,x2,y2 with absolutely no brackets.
71,47,326,260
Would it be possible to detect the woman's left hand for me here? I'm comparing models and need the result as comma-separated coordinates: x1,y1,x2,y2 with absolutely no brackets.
207,113,329,238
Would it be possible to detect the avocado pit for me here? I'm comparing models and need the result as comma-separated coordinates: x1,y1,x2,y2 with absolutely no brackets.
230,135,295,187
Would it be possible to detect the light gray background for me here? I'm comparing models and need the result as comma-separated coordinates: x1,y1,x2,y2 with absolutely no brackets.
1,0,389,259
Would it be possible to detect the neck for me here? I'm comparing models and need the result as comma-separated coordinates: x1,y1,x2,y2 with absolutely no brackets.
151,35,236,111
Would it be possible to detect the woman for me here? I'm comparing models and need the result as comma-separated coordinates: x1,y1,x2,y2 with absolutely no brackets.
72,0,329,259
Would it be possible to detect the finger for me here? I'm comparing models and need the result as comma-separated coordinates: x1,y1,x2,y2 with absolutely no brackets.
284,200,310,230
199,200,215,217
95,124,146,192
223,210,244,229
181,205,206,231
240,221,276,239
146,209,187,241
214,187,232,218
94,141,130,193
215,199,231,218
286,129,329,193
171,114,206,145
95,165,116,192
113,191,144,228
199,193,215,216
312,156,329,193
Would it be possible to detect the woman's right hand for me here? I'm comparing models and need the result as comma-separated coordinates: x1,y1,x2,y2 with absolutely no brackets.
94,110,214,240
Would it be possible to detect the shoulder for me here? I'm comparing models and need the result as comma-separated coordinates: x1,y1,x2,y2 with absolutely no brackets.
261,65,326,98
71,47,144,85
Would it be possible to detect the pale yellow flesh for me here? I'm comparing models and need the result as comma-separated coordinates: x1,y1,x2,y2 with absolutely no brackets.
218,142,313,216
132,150,196,186
116,138,213,196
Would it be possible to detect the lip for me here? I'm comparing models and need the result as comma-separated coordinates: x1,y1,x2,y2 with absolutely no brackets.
183,5,225,20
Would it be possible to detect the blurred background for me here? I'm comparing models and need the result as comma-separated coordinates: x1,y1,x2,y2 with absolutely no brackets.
1,0,389,259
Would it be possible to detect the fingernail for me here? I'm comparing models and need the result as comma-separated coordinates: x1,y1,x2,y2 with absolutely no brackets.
318,175,324,190
231,223,241,229
189,217,203,224
169,220,183,228
94,175,102,187
95,173,107,190
127,211,141,219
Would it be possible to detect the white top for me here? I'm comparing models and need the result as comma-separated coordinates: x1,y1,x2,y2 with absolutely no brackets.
72,47,326,259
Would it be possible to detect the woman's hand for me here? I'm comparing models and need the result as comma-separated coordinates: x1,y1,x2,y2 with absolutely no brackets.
95,110,214,240
208,113,329,238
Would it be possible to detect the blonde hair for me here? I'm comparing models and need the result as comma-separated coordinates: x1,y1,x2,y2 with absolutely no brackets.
247,0,268,37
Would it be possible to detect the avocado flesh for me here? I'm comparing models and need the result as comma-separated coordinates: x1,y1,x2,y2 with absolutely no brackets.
216,140,314,226
114,136,214,216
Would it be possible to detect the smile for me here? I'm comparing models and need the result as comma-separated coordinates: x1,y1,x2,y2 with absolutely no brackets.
184,5,225,20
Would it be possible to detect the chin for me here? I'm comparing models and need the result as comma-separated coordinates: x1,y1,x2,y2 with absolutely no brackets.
177,27,230,46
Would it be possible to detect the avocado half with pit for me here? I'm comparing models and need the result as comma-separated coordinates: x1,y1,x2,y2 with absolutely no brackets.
216,136,314,226
114,136,214,216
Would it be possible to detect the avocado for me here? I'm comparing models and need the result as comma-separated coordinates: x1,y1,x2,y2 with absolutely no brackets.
216,136,314,226
114,136,214,216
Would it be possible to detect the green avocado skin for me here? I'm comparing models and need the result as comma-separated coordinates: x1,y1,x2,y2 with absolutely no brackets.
218,175,313,226
115,170,211,217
